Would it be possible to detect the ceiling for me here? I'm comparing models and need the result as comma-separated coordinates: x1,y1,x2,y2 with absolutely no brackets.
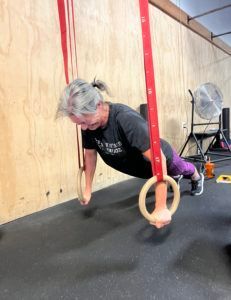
170,0,231,47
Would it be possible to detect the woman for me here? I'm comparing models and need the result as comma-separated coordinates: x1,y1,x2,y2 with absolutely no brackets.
56,78,204,228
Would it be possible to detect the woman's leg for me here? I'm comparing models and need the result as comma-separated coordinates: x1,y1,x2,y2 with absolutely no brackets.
167,149,198,178
167,149,204,195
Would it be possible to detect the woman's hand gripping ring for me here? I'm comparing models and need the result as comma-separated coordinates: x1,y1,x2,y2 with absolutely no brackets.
139,175,180,223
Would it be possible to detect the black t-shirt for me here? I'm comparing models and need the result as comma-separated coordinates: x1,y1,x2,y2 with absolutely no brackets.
82,103,173,179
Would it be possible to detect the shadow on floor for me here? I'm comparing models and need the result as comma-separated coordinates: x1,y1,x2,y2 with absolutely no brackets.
173,237,231,286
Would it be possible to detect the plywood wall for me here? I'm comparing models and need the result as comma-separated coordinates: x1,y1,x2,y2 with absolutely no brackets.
0,0,230,224
0,0,79,223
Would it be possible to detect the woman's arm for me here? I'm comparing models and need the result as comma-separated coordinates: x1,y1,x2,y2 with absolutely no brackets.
80,149,97,205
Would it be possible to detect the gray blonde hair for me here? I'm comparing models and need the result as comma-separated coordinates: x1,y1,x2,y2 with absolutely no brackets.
56,78,110,118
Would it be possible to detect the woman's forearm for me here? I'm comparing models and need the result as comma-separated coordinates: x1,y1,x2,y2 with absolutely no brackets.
142,149,167,210
84,149,97,193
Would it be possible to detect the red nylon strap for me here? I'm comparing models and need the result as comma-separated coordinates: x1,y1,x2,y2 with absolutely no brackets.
71,0,79,76
66,0,74,79
69,0,84,166
139,0,163,181
57,0,84,169
57,0,69,85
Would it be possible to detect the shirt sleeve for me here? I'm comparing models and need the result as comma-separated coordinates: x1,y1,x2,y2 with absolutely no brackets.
117,109,150,153
81,130,96,149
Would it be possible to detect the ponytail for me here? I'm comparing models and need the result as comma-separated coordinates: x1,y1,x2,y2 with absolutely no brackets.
91,78,111,96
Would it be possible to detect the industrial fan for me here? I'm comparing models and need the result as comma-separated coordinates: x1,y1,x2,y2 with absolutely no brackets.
194,82,223,120
180,82,231,163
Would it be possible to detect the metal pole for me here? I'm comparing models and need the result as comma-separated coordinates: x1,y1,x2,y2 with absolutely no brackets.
188,4,231,22
212,31,231,39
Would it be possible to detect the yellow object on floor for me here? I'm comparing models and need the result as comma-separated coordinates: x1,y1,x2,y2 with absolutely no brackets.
216,175,231,183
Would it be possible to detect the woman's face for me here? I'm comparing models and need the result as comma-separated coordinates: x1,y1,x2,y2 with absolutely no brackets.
69,104,103,130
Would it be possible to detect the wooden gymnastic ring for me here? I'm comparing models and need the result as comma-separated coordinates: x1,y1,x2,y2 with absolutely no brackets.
77,167,84,202
139,175,180,223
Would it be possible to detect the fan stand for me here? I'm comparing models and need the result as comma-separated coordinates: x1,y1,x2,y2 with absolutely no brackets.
180,89,231,163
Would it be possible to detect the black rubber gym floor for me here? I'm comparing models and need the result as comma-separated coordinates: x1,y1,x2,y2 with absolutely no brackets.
0,161,231,300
